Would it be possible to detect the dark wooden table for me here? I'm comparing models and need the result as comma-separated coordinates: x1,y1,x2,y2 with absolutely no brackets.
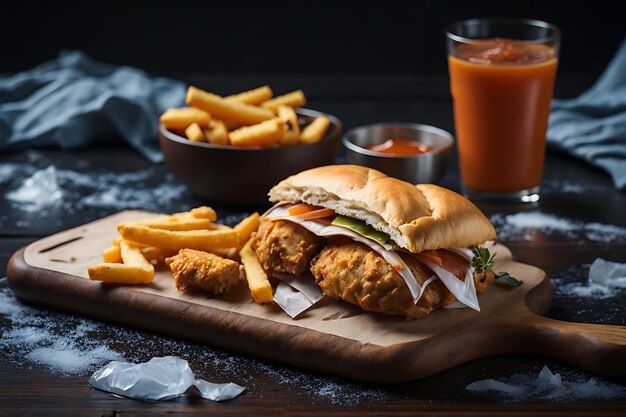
1,74,625,416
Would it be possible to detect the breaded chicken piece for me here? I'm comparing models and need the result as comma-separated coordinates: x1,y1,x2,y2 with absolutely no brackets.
166,249,242,293
310,238,457,319
253,219,326,276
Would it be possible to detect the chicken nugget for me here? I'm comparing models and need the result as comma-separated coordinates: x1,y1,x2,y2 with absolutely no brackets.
166,249,242,293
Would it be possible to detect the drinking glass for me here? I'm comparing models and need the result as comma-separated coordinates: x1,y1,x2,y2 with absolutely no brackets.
447,18,560,203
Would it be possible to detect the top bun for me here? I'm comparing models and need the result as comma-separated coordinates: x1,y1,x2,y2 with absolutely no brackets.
268,165,496,253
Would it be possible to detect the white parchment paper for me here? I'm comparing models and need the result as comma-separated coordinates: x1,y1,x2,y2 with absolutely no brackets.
273,273,324,318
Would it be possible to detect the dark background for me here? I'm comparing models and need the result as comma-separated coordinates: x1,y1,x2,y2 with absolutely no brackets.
1,0,624,79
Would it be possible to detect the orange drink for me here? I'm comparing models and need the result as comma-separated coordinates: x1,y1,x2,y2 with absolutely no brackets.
447,19,560,203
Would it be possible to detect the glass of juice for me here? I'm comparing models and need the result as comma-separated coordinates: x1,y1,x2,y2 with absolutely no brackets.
447,19,560,203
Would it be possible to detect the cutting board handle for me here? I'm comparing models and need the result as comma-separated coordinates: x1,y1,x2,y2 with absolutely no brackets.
495,309,626,376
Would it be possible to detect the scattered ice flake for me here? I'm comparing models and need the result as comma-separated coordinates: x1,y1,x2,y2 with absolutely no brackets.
261,367,389,407
51,168,188,211
0,164,22,184
0,282,122,375
541,178,610,194
25,149,45,163
585,222,626,243
549,263,625,325
589,258,626,286
562,281,616,298
1,161,197,234
466,366,625,401
466,379,525,395
538,366,562,386
0,290,24,315
552,259,626,301
491,212,626,244
6,166,63,211
28,345,122,375
80,181,187,210
559,183,585,193
505,212,575,232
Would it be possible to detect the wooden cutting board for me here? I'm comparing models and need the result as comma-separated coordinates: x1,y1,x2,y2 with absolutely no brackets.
7,211,626,382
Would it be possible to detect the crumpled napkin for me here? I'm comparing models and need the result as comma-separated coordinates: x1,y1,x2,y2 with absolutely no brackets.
0,50,185,162
547,37,626,189
89,356,245,402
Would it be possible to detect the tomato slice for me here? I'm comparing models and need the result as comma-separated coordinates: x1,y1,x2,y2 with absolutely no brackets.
437,250,469,281
288,204,320,216
293,208,336,220
418,249,469,281
287,204,336,220
420,250,442,266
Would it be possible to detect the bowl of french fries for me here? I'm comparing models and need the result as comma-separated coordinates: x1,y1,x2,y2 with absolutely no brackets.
159,85,342,207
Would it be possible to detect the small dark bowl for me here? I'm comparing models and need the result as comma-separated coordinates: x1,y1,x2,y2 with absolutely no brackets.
160,108,342,207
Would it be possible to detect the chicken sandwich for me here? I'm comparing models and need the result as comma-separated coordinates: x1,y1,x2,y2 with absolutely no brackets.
254,165,502,319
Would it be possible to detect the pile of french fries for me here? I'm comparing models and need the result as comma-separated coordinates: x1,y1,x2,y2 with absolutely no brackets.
87,207,273,304
159,85,330,147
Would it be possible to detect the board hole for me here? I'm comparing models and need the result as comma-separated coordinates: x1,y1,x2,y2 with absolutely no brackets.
38,236,83,253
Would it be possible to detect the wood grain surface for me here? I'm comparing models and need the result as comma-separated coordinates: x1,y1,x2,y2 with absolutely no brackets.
7,210,626,382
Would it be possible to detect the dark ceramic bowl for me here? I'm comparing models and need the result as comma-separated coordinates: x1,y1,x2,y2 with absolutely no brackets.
159,108,342,207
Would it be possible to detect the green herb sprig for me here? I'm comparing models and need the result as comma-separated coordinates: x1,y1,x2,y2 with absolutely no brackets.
470,246,522,288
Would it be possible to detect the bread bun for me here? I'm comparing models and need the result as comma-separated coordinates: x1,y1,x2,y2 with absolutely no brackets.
268,165,496,253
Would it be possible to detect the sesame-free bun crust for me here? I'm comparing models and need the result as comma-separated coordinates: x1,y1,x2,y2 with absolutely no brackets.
268,165,496,253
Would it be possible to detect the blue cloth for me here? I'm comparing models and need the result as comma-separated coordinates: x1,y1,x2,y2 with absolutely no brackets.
548,38,626,190
0,51,186,163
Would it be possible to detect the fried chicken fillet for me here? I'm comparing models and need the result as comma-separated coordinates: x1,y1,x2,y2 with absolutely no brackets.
253,219,325,276
166,249,242,293
310,238,492,319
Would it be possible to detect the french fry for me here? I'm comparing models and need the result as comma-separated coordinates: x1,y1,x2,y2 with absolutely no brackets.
120,240,154,270
102,245,122,263
261,90,306,112
88,263,154,284
114,236,150,248
118,224,239,252
186,86,274,125
277,106,300,145
113,237,175,265
141,246,177,265
206,119,228,145
299,115,330,144
228,118,285,147
160,107,211,130
190,206,217,221
234,212,260,247
124,216,213,231
239,237,273,303
126,206,217,226
185,123,206,142
225,85,273,105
